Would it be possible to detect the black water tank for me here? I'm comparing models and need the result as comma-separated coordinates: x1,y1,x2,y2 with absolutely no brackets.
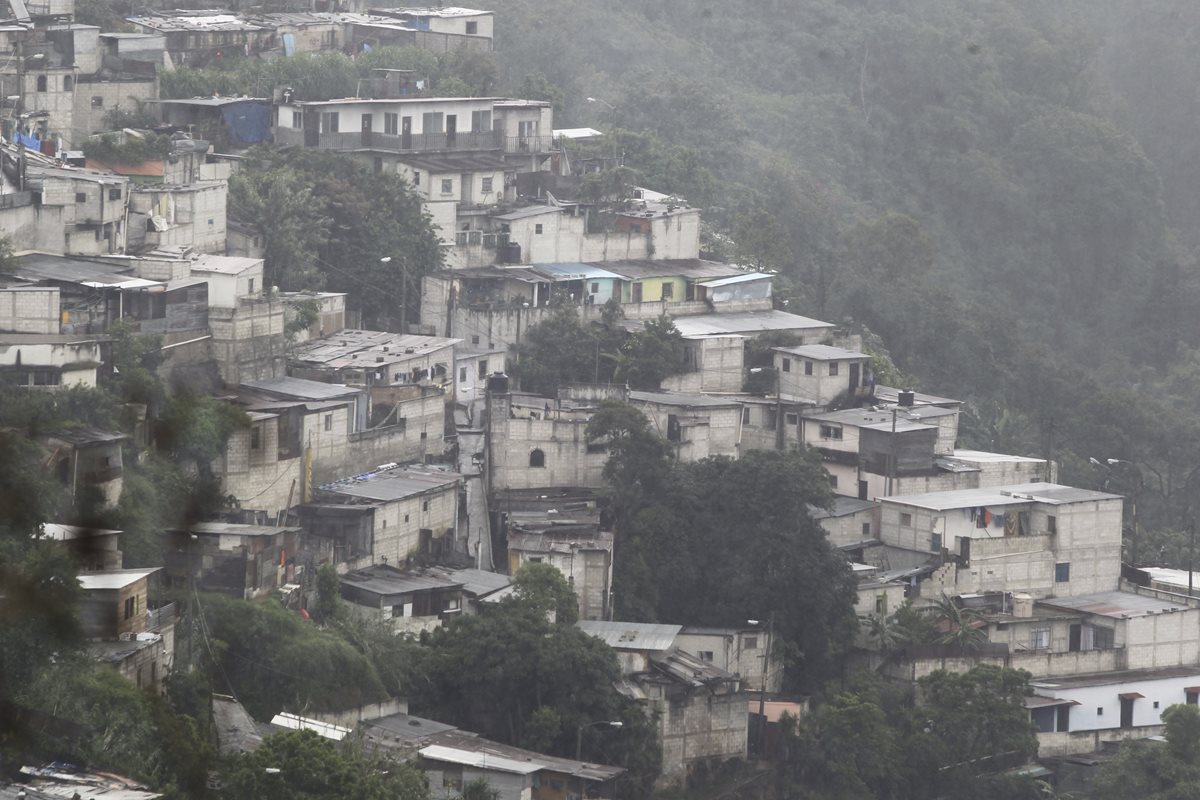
898,389,916,407
487,373,510,394
500,242,522,263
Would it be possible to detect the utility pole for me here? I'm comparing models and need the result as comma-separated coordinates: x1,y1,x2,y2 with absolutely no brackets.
1190,522,1196,599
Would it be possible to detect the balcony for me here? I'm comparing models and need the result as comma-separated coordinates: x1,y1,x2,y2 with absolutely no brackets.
504,135,557,154
454,230,508,249
273,127,503,154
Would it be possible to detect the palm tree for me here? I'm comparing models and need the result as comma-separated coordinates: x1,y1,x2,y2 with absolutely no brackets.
926,593,988,654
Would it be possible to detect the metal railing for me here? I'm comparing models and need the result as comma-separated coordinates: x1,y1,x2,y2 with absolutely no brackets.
273,126,503,153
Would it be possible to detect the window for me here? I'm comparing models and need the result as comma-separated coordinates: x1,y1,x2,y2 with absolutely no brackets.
1097,707,1104,716
109,187,121,201
743,636,758,650
1093,626,1115,649
75,192,86,203
742,406,751,425
899,512,913,526
137,667,144,688
471,335,480,345
829,362,840,376
413,170,421,186
320,111,339,133
590,282,600,293
422,111,444,133
466,20,478,34
829,475,838,488
481,176,493,193
292,111,302,128
661,283,674,300
819,424,843,440
361,112,373,131
1047,515,1058,534
124,595,136,619
324,414,333,431
785,412,799,425
1188,691,1199,706
250,427,261,450
470,109,491,131
247,277,255,294
528,556,543,563
422,500,429,511
535,223,544,234
781,357,791,372
64,76,73,91
441,178,453,195
765,407,778,430
875,595,887,615
36,75,47,92
384,112,399,135
1030,626,1051,650
91,95,104,108
529,449,545,467
518,120,537,138
862,522,871,537
1055,562,1070,583
478,360,488,379
697,651,714,662
1154,701,1160,709
459,367,467,382
931,533,942,552
804,361,814,376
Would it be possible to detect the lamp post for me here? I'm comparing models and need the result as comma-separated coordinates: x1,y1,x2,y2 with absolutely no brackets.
1090,457,1146,566
576,719,622,761
586,97,619,163
747,614,773,758
749,367,783,450
576,720,622,800
380,255,407,332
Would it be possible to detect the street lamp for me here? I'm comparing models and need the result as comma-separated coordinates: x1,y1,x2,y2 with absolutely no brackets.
576,720,622,800
380,255,408,332
749,367,783,450
1091,456,1146,565
576,719,622,761
747,615,773,758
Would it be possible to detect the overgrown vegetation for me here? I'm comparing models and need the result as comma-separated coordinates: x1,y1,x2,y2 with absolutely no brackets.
228,147,442,327
490,0,1200,569
161,46,496,102
82,131,171,165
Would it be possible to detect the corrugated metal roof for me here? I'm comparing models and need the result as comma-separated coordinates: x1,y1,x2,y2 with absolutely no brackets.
600,258,742,281
1037,591,1190,620
420,745,541,775
190,255,261,275
322,466,460,503
698,272,772,288
492,205,562,221
78,568,159,590
773,344,867,361
577,620,681,651
439,567,511,598
530,262,623,281
41,523,120,540
341,564,463,596
290,330,459,368
665,310,835,338
808,497,876,519
882,482,1121,511
396,152,509,173
184,521,301,537
241,376,359,401
421,732,624,781
628,390,742,408
1030,665,1200,690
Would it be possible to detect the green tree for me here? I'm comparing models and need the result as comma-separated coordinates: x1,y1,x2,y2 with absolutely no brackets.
1094,703,1200,800
221,729,429,800
511,561,579,624
615,315,687,391
314,563,344,624
409,600,661,792
198,593,388,720
227,168,331,291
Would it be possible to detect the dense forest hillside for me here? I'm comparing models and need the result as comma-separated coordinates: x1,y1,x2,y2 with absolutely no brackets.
489,0,1200,557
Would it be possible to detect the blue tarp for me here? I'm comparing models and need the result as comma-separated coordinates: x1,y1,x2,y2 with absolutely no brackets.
220,101,273,145
13,131,41,150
